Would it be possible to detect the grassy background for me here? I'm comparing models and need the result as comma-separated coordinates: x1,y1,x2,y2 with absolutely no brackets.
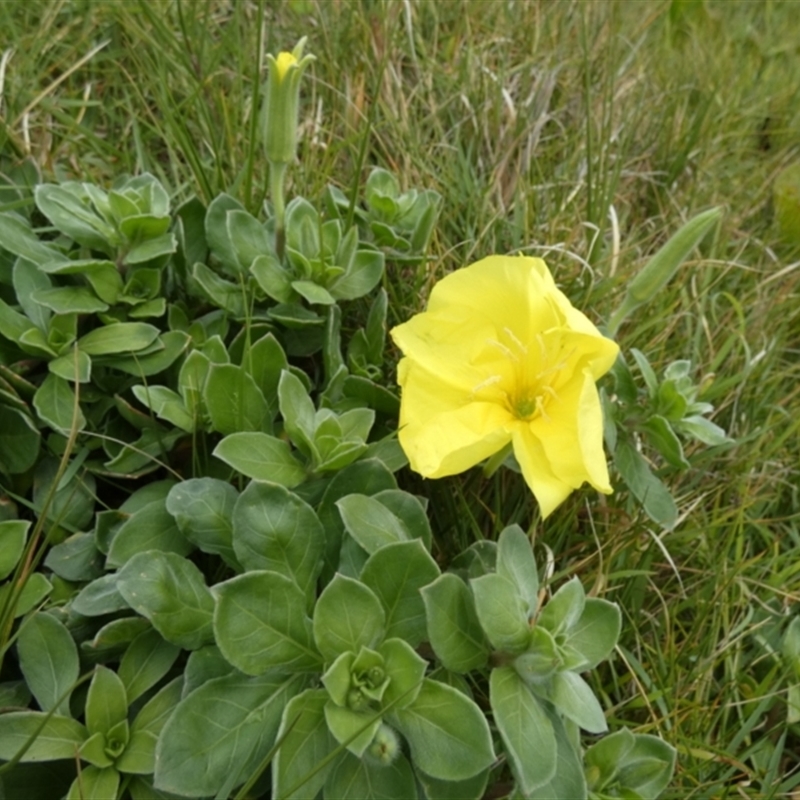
2,0,800,796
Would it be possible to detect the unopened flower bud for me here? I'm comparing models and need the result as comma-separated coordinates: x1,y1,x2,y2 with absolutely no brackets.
365,723,401,767
263,37,315,167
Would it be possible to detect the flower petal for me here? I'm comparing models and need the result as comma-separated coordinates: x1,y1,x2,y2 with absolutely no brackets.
397,359,512,478
511,425,573,518
529,367,612,494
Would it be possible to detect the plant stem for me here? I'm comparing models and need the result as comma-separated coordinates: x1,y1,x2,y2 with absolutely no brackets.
271,160,287,261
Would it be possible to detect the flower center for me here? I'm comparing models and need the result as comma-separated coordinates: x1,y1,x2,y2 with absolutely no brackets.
471,328,568,422
513,395,539,421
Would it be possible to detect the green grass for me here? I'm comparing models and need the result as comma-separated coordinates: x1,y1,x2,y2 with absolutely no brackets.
2,0,800,795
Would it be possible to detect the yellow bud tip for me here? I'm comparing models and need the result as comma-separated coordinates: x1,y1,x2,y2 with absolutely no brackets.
274,51,297,81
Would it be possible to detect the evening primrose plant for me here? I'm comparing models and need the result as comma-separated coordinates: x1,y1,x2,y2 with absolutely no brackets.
0,32,736,800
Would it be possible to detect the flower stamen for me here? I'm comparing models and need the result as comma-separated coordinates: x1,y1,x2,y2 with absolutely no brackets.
503,327,528,355
471,374,503,399
486,338,518,361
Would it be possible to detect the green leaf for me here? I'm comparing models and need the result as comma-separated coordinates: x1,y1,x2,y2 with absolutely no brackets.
213,432,306,486
132,384,194,432
191,262,246,315
513,626,561,685
83,618,150,660
342,375,400,415
35,183,114,251
33,456,95,533
72,574,129,617
548,670,607,733
0,572,52,618
0,211,63,265
323,701,381,758
278,370,317,456
470,572,531,654
360,540,440,647
361,438,407,473
371,489,431,549
30,286,109,314
317,459,397,583
0,294,36,347
205,192,248,275
379,638,426,709
205,363,271,435
165,478,240,569
490,666,556,793
273,688,336,800
130,677,183,737
0,520,29,580
177,348,211,417
325,751,416,800
537,577,586,637
106,497,192,568
614,437,678,530
213,571,320,674
116,551,214,650
101,331,190,377
128,296,167,319
118,628,181,704
85,665,128,738
630,349,658,398
390,678,495,781
33,373,86,433
584,730,676,800
677,414,732,446
182,647,236,697
417,769,489,800
642,415,689,469
78,322,160,356
336,494,411,555
115,729,159,775
565,598,621,670
241,332,288,414
16,612,79,716
313,574,386,663
496,525,539,615
0,712,88,761
0,681,31,709
524,705,587,800
0,406,40,474
66,766,120,800
616,736,677,799
48,347,92,384
232,481,324,597
57,260,123,305
16,325,57,357
421,574,489,673
250,252,294,303
226,209,270,268
125,232,176,265
292,279,336,305
128,775,182,799
460,534,511,575
154,671,305,797
13,257,52,331
330,249,385,301
655,380,688,421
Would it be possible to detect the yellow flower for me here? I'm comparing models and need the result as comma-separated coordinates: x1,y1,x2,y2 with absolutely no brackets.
274,51,298,82
390,255,619,518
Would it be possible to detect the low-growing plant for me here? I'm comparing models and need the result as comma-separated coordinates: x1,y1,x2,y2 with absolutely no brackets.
0,29,739,800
